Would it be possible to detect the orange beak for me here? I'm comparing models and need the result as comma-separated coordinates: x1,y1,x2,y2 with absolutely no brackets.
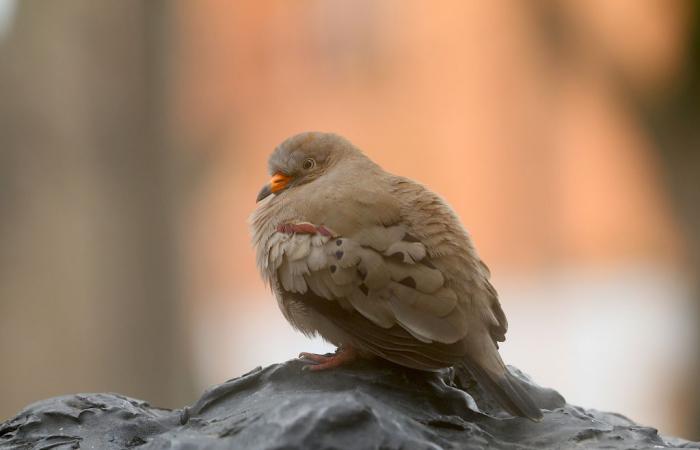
270,172,292,193
256,172,292,202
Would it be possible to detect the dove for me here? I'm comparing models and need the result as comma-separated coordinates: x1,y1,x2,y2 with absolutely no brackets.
249,132,543,421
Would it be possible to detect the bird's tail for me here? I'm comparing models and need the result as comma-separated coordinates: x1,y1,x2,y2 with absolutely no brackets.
461,341,543,422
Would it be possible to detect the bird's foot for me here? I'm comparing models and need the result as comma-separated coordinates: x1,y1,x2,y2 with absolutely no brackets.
277,222,336,237
298,346,357,371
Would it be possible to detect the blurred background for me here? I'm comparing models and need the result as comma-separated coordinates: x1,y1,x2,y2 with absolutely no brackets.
0,0,698,440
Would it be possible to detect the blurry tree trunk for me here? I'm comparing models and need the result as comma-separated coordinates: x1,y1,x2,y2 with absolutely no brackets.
0,0,194,418
642,3,700,438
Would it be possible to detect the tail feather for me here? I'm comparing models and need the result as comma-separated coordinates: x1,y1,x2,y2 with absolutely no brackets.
462,359,543,422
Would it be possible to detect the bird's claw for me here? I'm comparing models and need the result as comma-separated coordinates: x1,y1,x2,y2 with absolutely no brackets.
297,347,357,371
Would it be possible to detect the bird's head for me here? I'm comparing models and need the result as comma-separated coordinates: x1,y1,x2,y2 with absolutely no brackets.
256,132,364,203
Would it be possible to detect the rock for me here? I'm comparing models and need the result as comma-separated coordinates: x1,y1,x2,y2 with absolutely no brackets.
1,358,698,449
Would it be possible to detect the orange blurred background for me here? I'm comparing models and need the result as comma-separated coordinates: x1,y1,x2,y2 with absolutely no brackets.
1,0,699,441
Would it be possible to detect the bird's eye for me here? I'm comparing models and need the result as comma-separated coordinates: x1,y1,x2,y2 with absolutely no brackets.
302,158,316,170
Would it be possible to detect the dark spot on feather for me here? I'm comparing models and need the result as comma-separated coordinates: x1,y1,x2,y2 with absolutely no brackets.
330,265,337,273
357,268,367,280
399,277,416,289
387,252,404,263
422,260,437,269
359,284,369,296
404,234,421,243
336,239,342,246
335,251,344,260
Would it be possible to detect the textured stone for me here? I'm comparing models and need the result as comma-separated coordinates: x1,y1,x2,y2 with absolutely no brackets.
1,358,698,449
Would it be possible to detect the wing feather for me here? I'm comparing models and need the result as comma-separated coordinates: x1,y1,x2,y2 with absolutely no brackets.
389,176,509,346
266,220,468,348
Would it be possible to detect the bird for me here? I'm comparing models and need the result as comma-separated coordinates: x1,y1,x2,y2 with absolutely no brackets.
249,131,543,421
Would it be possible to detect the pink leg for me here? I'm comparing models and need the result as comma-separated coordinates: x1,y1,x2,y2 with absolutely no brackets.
299,346,358,371
277,222,337,237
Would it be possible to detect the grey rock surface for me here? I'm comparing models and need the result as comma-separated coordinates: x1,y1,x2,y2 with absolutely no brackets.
1,358,698,449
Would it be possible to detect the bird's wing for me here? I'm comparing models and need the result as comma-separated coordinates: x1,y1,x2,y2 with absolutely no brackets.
263,221,472,369
265,222,468,345
387,176,508,345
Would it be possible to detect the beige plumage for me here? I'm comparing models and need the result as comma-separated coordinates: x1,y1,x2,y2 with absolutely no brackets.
250,132,542,421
